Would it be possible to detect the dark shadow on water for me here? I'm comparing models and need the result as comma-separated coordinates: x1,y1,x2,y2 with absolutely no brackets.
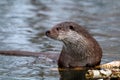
59,69,88,80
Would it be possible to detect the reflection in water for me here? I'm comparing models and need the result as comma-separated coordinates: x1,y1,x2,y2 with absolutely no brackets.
0,0,120,80
59,69,87,80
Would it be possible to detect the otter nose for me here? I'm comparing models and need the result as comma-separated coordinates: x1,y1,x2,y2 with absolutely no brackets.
46,30,50,36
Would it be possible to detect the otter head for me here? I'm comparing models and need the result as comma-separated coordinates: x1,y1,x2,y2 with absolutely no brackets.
46,22,90,44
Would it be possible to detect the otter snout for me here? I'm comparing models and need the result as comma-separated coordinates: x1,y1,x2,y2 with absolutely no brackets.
45,29,59,40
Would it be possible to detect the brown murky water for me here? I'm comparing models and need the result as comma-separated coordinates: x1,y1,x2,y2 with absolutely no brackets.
0,0,120,80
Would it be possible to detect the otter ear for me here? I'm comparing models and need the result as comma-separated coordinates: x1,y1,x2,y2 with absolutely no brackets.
69,26,75,31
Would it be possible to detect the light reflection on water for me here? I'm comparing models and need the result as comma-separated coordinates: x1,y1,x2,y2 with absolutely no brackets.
0,0,120,80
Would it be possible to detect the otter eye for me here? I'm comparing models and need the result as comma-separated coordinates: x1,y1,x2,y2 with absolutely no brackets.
69,26,74,30
56,27,61,31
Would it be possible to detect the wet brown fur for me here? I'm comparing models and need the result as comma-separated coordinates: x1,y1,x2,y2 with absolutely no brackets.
46,22,102,68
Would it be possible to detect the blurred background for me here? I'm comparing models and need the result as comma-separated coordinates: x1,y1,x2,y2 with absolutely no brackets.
0,0,120,80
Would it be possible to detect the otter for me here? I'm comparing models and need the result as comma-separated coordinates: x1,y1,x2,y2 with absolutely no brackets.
46,22,102,68
0,22,102,68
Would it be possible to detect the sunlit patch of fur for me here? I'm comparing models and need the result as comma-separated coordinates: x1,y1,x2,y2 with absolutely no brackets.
57,30,88,45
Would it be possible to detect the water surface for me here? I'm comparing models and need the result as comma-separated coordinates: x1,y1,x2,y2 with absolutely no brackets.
0,0,120,80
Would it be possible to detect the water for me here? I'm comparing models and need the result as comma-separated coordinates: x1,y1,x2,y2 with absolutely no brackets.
0,0,120,80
